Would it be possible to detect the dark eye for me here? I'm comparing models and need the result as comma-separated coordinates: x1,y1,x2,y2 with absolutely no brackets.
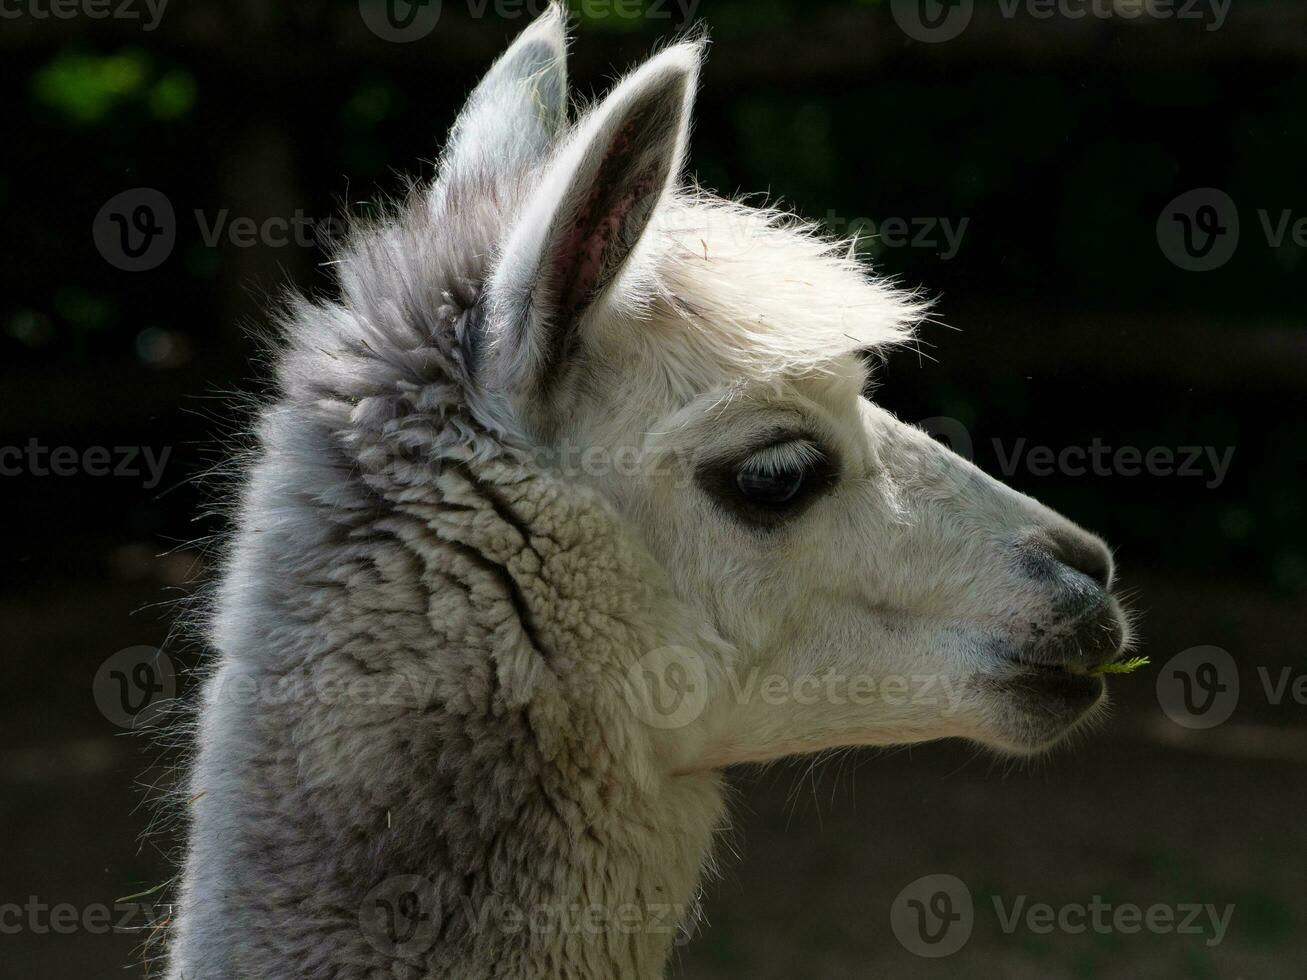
732,440,830,508
696,437,838,530
735,464,805,505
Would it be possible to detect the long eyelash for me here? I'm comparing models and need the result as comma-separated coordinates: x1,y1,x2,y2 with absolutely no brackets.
742,440,824,474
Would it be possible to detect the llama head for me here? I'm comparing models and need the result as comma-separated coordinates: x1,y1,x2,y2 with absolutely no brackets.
432,7,1130,764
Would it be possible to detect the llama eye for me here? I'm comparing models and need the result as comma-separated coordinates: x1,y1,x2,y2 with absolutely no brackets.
732,440,829,508
697,438,837,529
735,464,805,505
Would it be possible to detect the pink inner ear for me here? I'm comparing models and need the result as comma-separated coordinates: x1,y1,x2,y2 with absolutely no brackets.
562,200,624,312
548,122,661,319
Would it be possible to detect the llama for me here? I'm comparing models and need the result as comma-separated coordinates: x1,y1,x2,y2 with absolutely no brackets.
166,6,1130,977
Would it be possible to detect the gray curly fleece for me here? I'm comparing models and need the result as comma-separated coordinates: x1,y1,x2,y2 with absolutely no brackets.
166,8,726,979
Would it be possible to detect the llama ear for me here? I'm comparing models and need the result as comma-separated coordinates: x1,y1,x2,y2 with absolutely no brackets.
439,3,569,182
486,41,702,399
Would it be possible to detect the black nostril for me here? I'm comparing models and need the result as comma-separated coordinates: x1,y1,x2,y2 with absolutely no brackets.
1048,530,1113,590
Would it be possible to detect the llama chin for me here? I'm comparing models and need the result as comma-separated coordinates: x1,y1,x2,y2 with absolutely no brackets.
165,5,1128,977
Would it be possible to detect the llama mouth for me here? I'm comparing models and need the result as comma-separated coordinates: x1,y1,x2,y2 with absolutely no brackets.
1005,661,1106,705
975,662,1110,754
976,601,1129,702
988,627,1128,712
1024,649,1130,678
1012,600,1130,676
1001,643,1129,707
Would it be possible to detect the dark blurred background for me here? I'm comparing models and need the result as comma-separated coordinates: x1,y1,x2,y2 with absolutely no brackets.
3,1,1305,977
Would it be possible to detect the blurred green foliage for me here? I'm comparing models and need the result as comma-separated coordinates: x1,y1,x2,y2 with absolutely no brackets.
32,49,194,124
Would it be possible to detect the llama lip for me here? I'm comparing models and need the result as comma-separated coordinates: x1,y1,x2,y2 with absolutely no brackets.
1005,643,1126,697
1015,645,1131,678
1000,661,1107,708
1014,600,1129,674
973,654,1112,753
993,615,1129,709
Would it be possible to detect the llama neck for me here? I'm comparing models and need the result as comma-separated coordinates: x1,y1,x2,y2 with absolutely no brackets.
171,419,725,979
378,453,728,976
